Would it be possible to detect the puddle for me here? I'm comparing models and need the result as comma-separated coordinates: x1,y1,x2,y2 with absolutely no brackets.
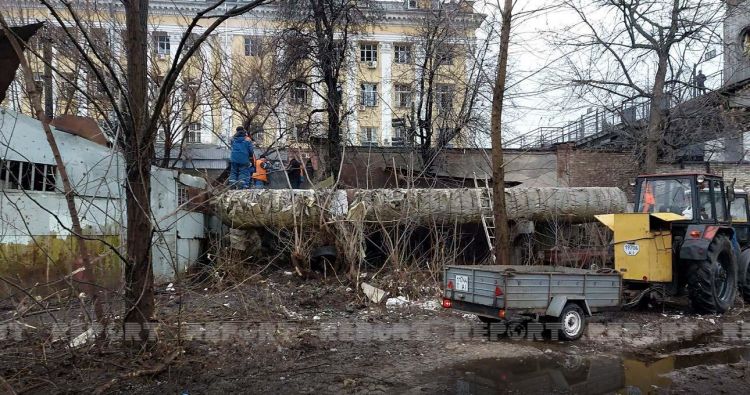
418,347,750,394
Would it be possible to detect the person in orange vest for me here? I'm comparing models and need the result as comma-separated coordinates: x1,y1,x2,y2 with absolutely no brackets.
252,154,270,188
641,182,655,213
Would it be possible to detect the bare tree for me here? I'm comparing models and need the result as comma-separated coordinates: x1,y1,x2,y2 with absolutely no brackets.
490,0,513,265
278,0,369,180
396,1,488,167
4,0,271,343
562,0,724,172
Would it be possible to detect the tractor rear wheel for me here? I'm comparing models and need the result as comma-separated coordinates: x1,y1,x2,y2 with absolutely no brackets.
739,249,750,302
686,234,737,313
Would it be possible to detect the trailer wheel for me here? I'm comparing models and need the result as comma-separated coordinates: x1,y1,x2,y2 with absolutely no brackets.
558,303,585,341
686,234,737,313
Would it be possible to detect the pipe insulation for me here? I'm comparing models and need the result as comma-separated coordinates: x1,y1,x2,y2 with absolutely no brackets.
214,187,628,229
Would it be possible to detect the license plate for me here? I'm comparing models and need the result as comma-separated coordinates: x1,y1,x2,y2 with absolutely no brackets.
455,275,469,292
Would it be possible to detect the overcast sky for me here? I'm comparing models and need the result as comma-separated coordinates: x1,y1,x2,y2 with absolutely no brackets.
474,0,725,144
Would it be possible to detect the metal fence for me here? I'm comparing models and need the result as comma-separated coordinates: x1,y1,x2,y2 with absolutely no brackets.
505,70,723,150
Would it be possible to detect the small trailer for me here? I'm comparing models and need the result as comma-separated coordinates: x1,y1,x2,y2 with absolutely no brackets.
442,265,622,340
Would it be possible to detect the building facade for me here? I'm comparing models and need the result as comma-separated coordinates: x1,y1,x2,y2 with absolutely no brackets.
2,0,485,153
725,0,750,86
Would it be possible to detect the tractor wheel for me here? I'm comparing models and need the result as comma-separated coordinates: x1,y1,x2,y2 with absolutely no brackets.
686,234,737,313
739,249,750,302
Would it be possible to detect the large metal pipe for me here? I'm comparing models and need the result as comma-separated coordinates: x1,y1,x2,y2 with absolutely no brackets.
214,187,628,229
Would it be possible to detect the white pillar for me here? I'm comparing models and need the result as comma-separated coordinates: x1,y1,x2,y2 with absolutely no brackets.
379,42,393,145
200,43,214,145
346,41,359,144
413,43,426,146
276,42,289,143
219,32,234,144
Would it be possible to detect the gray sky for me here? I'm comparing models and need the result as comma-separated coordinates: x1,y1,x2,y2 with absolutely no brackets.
475,0,725,144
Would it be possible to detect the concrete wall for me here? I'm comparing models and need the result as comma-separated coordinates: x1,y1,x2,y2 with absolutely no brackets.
657,162,750,192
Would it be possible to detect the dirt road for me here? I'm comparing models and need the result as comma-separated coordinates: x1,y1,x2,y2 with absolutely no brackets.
2,272,749,393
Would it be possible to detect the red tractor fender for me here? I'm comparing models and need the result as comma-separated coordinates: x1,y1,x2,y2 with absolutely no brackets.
679,225,737,261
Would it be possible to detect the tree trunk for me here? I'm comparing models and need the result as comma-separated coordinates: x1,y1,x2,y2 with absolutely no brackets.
643,52,669,173
489,0,513,265
326,88,342,179
123,0,155,341
43,37,53,116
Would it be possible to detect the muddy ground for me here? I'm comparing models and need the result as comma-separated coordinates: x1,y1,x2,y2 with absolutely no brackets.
1,271,749,394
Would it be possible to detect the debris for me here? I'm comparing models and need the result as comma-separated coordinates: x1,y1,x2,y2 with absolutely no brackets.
313,315,321,320
228,228,249,251
166,283,175,292
361,282,388,304
544,349,553,354
283,271,293,276
708,318,715,325
417,300,440,311
69,327,95,348
386,296,410,308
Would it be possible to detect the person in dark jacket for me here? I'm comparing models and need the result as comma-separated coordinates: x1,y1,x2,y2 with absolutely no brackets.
287,154,302,189
305,158,315,185
228,126,254,189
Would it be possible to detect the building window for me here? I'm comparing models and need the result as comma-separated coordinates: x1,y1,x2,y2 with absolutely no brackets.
361,127,378,145
291,80,307,104
406,0,418,9
394,84,411,108
248,124,264,143
187,123,202,143
436,84,453,112
60,72,76,98
360,83,378,107
177,183,189,206
184,79,199,103
87,74,107,100
244,36,260,56
155,33,170,56
392,126,406,146
244,81,262,103
438,128,455,148
360,43,378,62
32,72,44,93
436,46,454,65
0,160,57,192
394,44,411,64
292,124,310,141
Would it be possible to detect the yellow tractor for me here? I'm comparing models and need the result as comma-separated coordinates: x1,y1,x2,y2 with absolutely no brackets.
596,173,750,313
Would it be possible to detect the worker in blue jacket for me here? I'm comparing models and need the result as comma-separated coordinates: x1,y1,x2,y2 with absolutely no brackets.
228,126,254,189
